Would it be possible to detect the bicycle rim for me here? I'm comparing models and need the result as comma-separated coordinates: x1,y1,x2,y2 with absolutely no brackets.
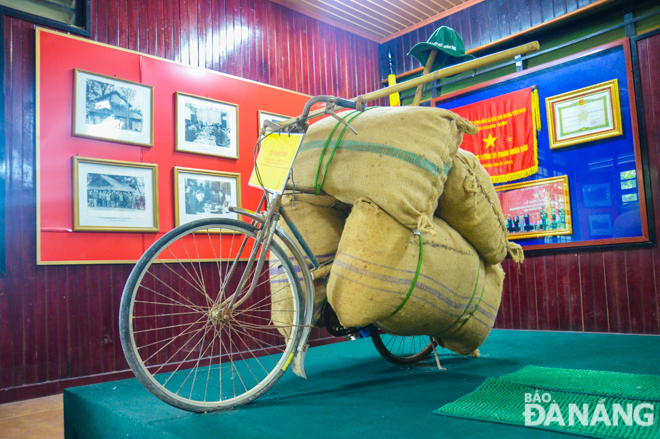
119,218,303,412
370,328,433,365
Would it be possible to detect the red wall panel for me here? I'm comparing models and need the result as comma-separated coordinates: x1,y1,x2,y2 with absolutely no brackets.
0,0,380,402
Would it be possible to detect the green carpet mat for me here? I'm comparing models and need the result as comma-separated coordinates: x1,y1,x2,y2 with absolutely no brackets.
502,366,660,401
64,330,660,439
436,366,660,439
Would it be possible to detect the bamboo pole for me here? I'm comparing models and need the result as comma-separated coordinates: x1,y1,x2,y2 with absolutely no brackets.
356,41,539,105
412,49,438,106
275,40,539,128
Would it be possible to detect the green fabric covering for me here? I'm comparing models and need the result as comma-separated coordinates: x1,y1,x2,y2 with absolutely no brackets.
64,330,660,439
502,366,660,402
436,366,660,438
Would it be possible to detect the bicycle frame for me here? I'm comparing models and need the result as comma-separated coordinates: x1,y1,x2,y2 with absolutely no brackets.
225,190,320,379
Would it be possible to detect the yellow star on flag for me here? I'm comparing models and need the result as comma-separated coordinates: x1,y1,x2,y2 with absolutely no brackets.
483,133,497,149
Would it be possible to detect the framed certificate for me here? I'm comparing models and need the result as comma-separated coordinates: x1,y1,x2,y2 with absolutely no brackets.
495,175,572,240
546,79,623,149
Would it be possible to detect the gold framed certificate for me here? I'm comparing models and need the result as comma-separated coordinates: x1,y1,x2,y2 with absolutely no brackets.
546,79,623,149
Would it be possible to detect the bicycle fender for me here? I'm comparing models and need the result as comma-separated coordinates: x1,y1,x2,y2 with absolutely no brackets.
275,226,315,379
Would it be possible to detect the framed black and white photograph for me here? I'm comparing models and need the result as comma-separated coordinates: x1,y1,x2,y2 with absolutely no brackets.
73,69,154,147
258,110,291,134
175,92,239,159
73,157,159,232
174,167,241,228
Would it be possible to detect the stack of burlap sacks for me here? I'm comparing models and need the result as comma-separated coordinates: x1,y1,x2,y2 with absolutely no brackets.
270,107,523,355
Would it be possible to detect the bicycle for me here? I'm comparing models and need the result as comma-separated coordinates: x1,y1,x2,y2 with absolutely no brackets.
118,95,439,413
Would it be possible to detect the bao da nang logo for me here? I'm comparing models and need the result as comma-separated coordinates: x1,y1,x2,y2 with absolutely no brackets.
524,392,655,427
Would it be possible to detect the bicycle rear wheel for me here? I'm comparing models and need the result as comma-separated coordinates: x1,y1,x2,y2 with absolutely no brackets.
369,326,434,365
119,218,304,412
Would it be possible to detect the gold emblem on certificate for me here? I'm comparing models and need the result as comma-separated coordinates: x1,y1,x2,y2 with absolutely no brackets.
546,79,623,149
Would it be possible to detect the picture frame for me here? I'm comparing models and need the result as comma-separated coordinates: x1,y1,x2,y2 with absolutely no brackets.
258,110,291,134
546,79,623,149
73,156,159,232
175,92,239,159
495,175,572,240
174,167,242,230
73,69,154,147
582,183,612,208
588,214,613,237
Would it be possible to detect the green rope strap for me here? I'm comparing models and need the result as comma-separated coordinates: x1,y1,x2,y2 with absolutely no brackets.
389,231,423,317
313,110,358,195
452,269,487,334
432,262,486,337
313,108,375,195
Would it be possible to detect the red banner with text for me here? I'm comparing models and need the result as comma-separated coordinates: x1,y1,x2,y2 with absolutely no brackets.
450,87,539,183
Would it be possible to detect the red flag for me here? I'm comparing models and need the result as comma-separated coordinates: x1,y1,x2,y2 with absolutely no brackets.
450,87,539,183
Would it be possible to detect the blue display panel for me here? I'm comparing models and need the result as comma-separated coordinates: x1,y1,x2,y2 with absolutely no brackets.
434,42,648,249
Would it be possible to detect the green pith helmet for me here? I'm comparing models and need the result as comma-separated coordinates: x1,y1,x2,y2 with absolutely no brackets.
407,26,475,71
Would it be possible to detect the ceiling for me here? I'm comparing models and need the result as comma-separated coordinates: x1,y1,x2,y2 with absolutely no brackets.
268,0,484,43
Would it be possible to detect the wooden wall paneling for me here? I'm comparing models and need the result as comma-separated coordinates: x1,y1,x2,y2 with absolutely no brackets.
497,0,511,40
566,253,582,331
188,0,199,67
545,256,560,330
44,267,58,382
127,0,138,51
486,0,501,43
519,0,533,32
638,35,660,336
509,259,523,329
541,0,555,22
509,0,523,35
653,251,660,335
523,255,538,329
530,0,544,27
553,0,567,18
610,250,629,333
554,253,570,331
493,260,507,328
468,4,482,49
566,0,579,14
579,254,595,332
107,0,118,46
639,248,658,334
533,256,548,329
401,30,412,73
588,252,609,333
624,250,644,334
307,17,318,96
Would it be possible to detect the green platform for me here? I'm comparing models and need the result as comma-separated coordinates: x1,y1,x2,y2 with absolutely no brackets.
64,330,660,439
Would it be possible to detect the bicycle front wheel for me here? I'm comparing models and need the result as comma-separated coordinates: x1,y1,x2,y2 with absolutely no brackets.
119,218,304,412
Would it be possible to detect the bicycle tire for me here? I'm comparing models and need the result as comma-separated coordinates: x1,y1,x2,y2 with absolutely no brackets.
369,326,434,365
119,218,304,412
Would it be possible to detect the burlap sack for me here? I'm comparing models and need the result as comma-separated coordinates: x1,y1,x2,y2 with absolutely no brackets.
269,194,348,337
436,149,524,265
327,198,504,355
293,107,477,234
